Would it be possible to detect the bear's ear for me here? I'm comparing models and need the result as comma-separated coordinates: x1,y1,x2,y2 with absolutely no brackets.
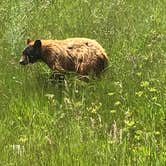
34,40,41,49
27,39,32,44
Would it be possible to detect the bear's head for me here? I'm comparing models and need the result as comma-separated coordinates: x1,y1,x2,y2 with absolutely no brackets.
20,39,42,65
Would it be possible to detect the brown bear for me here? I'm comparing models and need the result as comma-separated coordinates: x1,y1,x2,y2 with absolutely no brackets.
20,38,109,77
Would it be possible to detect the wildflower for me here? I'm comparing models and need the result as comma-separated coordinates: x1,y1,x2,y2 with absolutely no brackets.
148,87,157,92
136,72,142,76
140,81,149,87
110,110,116,113
114,101,121,106
45,94,54,100
152,96,157,101
124,120,135,127
135,91,143,97
19,135,28,144
108,92,115,96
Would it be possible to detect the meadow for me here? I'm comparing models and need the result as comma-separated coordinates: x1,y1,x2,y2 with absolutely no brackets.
0,0,166,165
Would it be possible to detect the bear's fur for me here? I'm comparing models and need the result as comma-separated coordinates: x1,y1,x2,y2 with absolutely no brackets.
20,38,109,76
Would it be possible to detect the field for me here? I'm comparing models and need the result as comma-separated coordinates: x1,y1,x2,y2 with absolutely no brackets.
0,0,166,165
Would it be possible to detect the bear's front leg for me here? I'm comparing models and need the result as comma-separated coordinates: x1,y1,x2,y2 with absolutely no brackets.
49,62,66,83
49,72,65,83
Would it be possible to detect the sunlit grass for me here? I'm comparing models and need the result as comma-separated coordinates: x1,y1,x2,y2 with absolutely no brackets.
0,0,166,165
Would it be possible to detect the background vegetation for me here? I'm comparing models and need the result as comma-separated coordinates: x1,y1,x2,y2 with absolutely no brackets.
0,0,166,165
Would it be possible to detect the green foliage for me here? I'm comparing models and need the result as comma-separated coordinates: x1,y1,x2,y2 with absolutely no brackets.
0,0,166,165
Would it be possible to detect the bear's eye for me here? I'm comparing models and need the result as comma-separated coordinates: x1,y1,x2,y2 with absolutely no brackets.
23,46,33,56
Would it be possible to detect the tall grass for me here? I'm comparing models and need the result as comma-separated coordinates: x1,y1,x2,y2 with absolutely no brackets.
0,0,166,165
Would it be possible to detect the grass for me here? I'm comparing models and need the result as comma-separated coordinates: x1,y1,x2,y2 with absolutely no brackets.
0,0,166,165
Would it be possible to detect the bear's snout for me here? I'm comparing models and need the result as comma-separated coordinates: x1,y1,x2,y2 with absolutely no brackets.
19,55,29,65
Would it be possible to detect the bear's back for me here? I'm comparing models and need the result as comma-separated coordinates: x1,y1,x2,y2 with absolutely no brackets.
40,38,108,75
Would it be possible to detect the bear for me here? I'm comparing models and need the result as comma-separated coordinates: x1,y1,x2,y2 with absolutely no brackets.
19,38,109,78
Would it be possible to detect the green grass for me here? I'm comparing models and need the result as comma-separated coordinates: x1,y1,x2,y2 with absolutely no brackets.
0,0,166,165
